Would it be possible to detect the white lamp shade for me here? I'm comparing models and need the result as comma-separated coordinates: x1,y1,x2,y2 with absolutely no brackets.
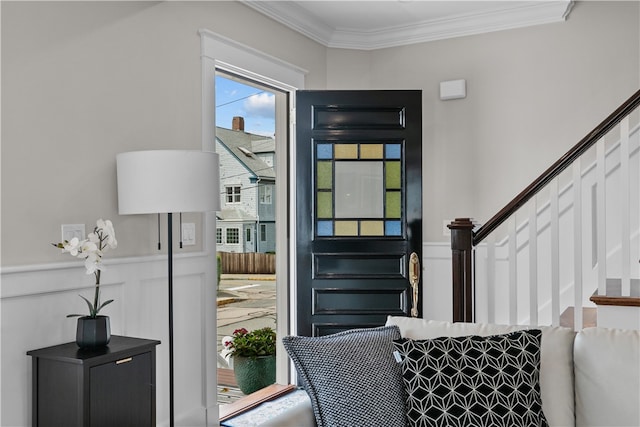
117,150,220,214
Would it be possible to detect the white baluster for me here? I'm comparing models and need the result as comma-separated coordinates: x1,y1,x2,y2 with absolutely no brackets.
620,117,631,296
573,160,583,330
596,137,607,296
550,178,560,327
487,235,496,324
529,199,538,326
508,216,517,325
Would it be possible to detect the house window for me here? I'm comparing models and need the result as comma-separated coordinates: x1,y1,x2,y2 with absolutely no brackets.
216,228,222,244
246,228,251,242
226,228,239,244
261,224,267,242
226,186,241,203
260,185,272,204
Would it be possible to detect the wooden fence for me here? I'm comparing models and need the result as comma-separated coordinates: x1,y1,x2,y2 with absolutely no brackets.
218,252,276,274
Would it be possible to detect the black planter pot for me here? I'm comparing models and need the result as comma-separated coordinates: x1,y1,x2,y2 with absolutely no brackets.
76,315,111,348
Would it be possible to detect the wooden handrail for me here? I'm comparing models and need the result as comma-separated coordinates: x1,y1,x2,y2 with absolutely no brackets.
450,88,640,323
473,88,640,246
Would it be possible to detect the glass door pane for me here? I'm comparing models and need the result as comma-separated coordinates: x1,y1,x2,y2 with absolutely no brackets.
315,141,404,237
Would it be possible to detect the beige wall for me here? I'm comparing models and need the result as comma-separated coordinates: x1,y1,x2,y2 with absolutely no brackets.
1,4,329,424
1,1,326,266
2,1,639,265
327,1,640,240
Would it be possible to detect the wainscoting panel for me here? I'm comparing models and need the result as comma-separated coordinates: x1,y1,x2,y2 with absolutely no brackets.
422,243,454,322
0,253,217,427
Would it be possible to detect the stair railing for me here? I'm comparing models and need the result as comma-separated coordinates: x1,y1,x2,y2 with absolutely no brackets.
450,89,640,328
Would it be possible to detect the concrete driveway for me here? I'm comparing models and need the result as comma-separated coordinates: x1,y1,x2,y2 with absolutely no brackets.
216,274,276,368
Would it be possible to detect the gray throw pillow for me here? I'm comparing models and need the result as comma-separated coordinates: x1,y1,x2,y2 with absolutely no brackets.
282,325,407,427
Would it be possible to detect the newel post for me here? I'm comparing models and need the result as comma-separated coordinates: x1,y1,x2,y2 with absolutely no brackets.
448,218,474,322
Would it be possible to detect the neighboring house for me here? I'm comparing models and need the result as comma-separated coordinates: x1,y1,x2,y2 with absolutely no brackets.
215,117,276,253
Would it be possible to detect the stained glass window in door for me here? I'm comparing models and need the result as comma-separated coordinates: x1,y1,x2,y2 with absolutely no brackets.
315,141,403,237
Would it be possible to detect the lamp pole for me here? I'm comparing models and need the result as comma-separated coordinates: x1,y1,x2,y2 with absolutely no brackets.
168,212,175,427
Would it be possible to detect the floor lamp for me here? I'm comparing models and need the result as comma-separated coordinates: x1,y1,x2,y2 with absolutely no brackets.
116,150,220,427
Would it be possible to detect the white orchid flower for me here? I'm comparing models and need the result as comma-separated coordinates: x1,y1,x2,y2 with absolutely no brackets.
97,219,118,249
84,252,102,275
62,237,82,256
79,240,101,274
87,231,99,245
79,240,98,257
51,219,117,317
84,258,97,275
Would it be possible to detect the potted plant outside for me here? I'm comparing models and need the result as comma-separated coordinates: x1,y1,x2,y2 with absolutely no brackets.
222,327,276,394
52,219,117,348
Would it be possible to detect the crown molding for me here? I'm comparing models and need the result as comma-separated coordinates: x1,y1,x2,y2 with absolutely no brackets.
243,1,337,46
243,1,574,50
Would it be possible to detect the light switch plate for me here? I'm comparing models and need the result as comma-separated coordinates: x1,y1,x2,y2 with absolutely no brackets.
62,224,85,242
182,223,196,246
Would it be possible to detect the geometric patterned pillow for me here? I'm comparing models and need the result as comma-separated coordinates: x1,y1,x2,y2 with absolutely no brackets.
282,326,407,427
393,329,548,427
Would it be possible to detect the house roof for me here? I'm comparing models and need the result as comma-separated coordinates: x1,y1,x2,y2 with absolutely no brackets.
251,138,275,154
216,127,276,181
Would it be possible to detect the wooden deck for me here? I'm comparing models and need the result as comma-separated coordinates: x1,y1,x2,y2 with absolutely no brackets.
218,368,244,405
218,384,245,406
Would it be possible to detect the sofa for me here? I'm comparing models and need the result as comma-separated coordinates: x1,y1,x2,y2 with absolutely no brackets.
261,316,640,427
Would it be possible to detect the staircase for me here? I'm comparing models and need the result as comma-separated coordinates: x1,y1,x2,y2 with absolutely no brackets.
560,307,597,329
449,90,640,330
589,279,640,329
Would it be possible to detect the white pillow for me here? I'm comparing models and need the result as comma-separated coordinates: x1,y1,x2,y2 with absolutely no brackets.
386,316,576,427
574,327,640,426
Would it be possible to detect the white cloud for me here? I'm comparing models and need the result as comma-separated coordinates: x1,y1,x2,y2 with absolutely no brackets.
244,92,275,118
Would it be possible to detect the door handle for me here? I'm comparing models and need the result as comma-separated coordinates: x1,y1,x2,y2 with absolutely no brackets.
409,252,420,317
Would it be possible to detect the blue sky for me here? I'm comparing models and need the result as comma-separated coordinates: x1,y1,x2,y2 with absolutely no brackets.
215,75,275,137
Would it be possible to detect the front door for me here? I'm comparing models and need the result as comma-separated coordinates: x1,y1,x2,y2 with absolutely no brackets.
295,90,423,336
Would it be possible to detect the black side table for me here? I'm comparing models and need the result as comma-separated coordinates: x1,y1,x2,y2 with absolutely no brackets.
27,335,161,427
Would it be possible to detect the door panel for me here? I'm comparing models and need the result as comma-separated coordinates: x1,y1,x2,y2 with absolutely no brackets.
296,90,422,336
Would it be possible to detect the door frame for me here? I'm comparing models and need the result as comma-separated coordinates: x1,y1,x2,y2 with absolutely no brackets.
200,30,306,410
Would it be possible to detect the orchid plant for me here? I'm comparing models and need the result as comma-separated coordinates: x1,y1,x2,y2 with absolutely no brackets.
52,219,117,318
